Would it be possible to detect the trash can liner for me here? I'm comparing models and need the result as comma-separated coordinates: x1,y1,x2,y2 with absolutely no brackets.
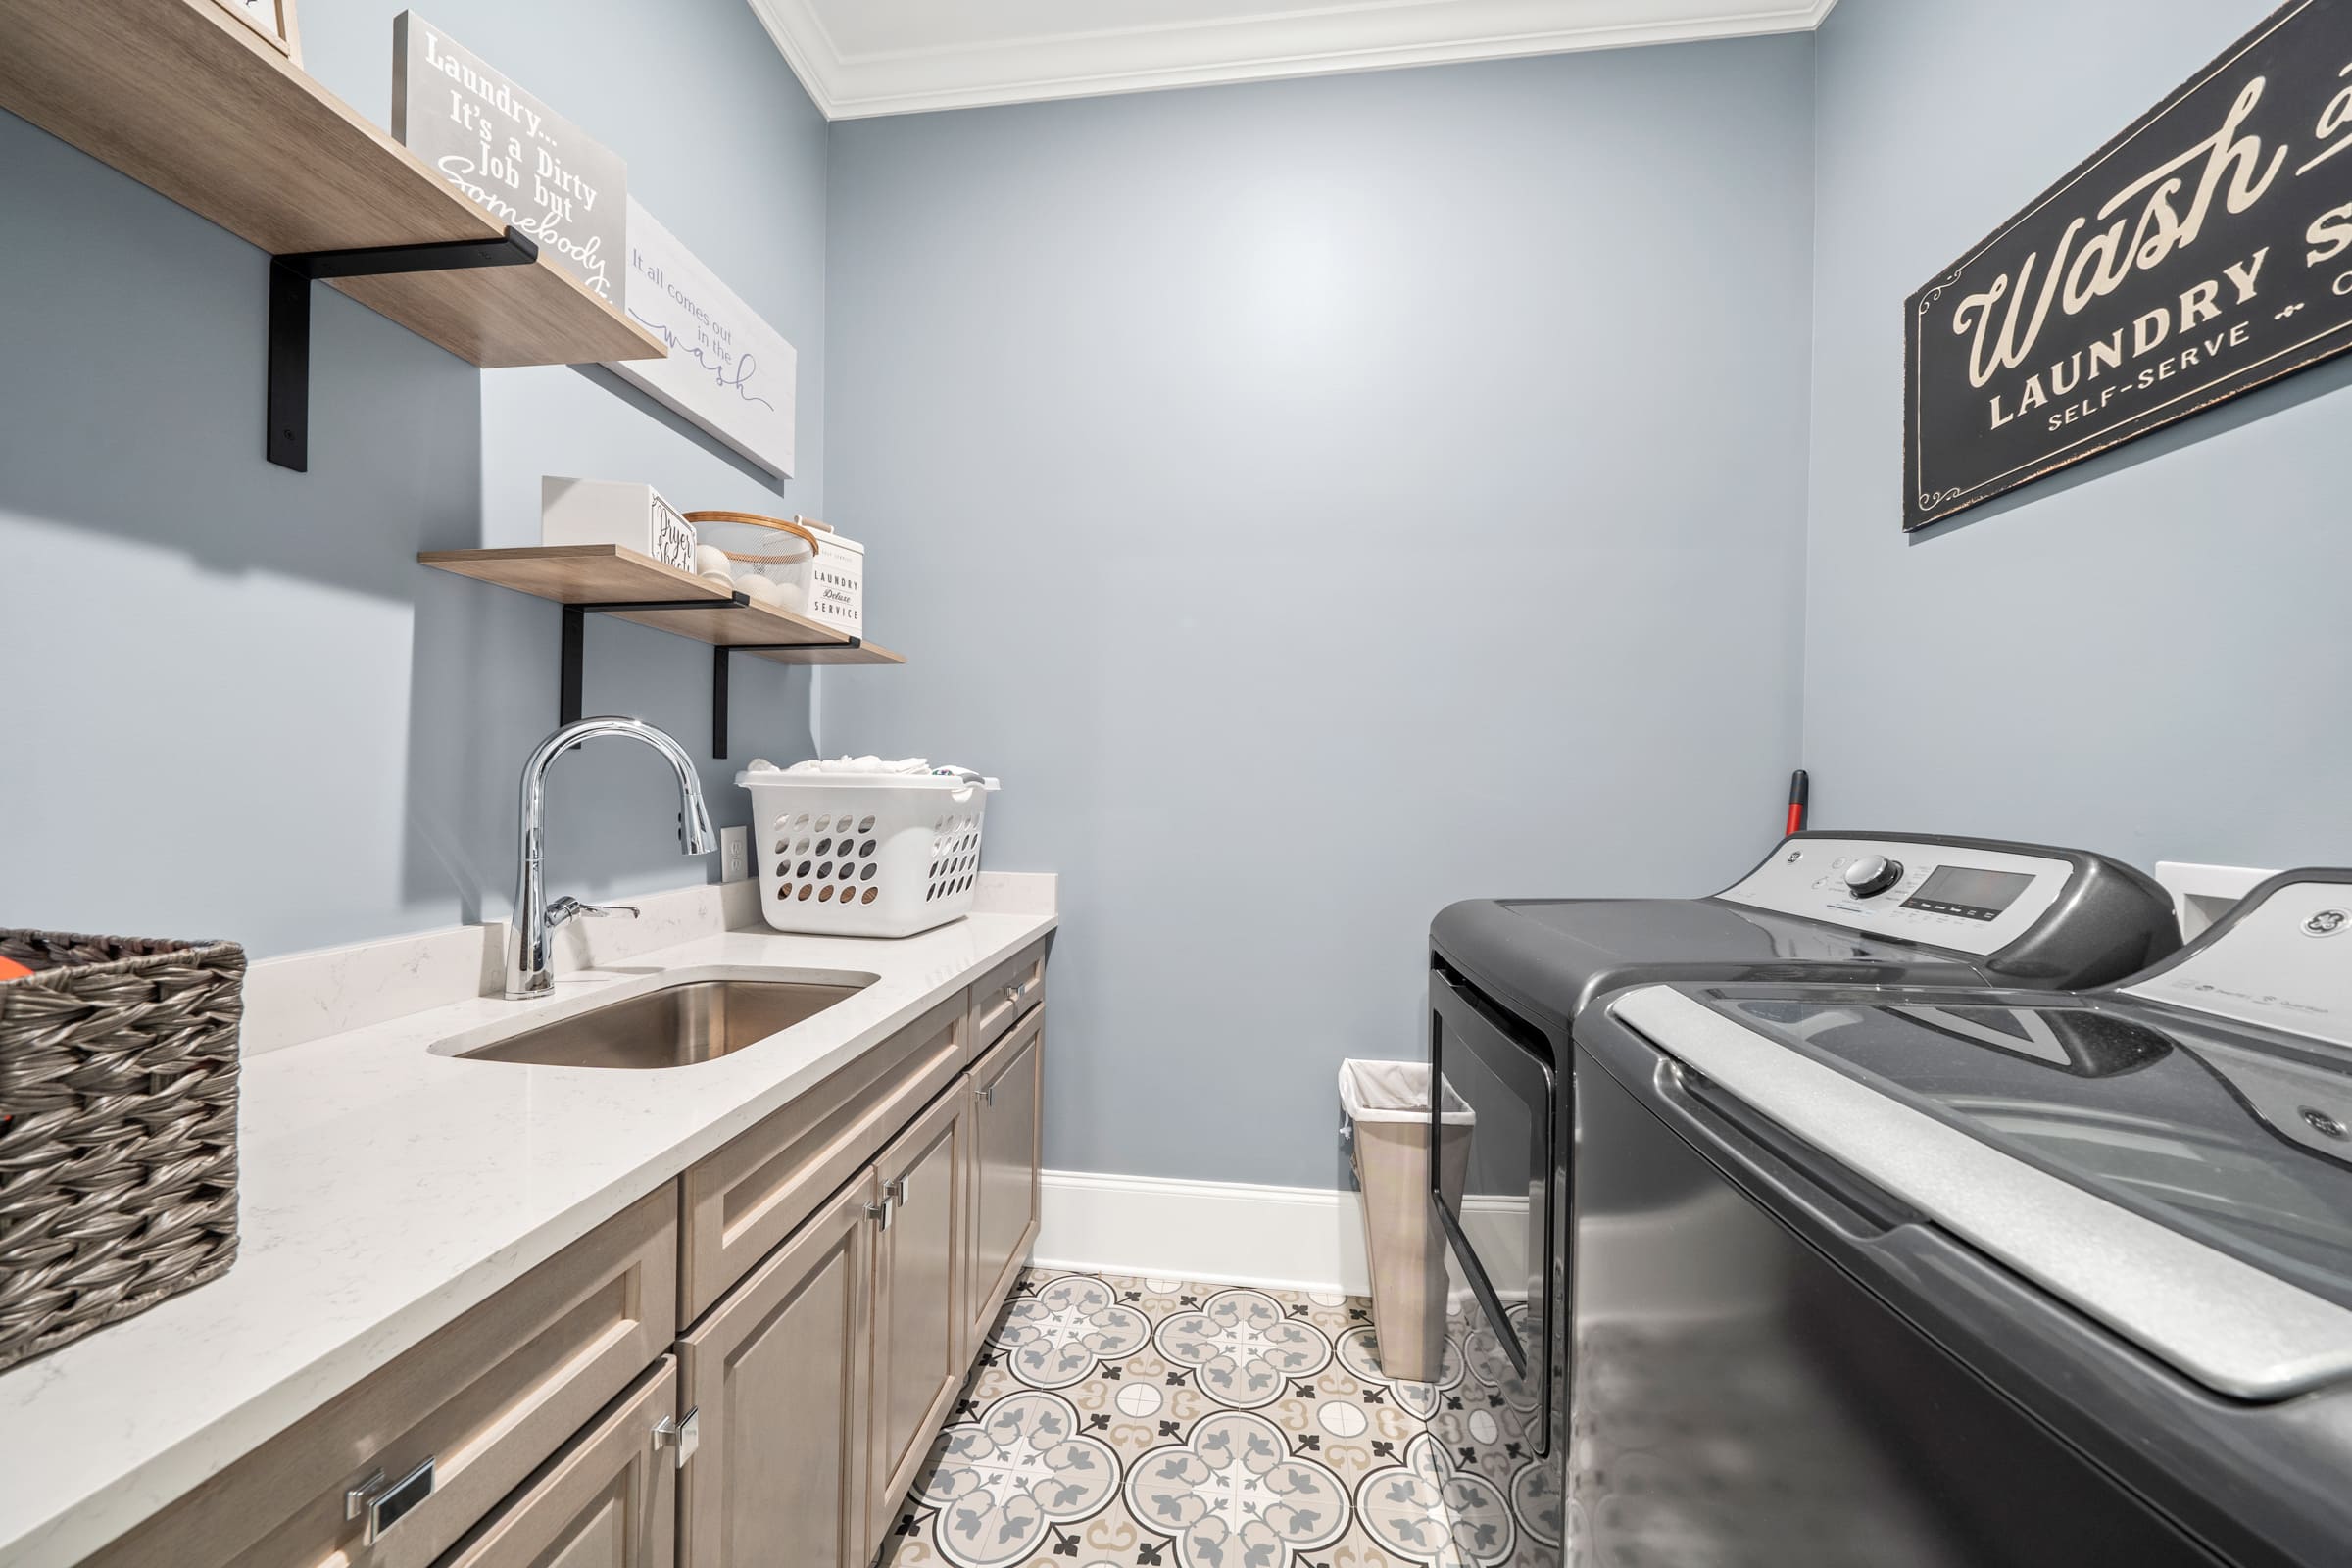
1340,1059,1476,1123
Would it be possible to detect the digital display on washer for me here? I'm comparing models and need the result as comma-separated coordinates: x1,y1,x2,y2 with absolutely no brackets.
1903,866,2035,922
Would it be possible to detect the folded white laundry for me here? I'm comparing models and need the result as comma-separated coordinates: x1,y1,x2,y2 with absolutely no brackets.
742,756,990,781
782,756,932,775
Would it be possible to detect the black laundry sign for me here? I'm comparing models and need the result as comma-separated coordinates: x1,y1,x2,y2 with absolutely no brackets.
1905,0,2352,530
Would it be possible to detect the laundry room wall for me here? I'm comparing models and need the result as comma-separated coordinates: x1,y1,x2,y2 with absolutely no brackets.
1803,0,2352,872
821,40,1820,1189
0,0,827,957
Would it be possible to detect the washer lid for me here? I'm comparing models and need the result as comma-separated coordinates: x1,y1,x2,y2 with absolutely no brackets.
1610,984,2352,1400
1430,897,1977,1031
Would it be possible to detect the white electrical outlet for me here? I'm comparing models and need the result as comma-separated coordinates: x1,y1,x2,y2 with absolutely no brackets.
720,825,750,883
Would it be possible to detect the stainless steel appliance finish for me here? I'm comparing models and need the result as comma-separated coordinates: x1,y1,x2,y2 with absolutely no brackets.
460,977,869,1069
504,715,717,1000
1567,1012,2229,1568
1574,868,2352,1568
1613,985,2352,1399
1424,831,2183,1563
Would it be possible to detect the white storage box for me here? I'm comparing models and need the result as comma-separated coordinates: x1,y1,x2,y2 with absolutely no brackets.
542,477,696,572
739,767,996,937
801,519,865,637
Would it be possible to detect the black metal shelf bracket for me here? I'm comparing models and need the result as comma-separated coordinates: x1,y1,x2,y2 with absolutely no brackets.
712,639,862,760
267,225,540,472
557,598,854,760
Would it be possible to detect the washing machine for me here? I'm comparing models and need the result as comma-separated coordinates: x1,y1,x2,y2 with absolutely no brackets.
1422,831,2183,1566
1569,868,2352,1566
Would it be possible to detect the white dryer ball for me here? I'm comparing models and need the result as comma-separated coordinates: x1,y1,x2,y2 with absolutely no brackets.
738,575,786,607
693,545,734,579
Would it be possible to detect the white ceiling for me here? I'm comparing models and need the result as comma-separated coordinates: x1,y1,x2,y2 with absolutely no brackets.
749,0,1840,120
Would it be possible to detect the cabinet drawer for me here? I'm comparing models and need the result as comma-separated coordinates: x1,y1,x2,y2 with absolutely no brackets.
966,939,1047,1059
680,991,967,1324
87,1187,678,1568
435,1357,678,1568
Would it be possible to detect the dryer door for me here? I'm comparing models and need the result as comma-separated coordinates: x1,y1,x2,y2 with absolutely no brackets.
1430,968,1554,1453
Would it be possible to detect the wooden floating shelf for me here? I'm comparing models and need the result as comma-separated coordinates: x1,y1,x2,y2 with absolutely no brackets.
422,545,902,759
0,0,663,371
418,546,906,666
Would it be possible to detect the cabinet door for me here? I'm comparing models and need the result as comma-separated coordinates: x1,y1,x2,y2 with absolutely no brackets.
866,1083,969,1554
437,1358,678,1568
678,1173,878,1568
963,1008,1043,1359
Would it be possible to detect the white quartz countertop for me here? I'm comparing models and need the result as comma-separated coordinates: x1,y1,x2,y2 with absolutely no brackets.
0,909,1056,1568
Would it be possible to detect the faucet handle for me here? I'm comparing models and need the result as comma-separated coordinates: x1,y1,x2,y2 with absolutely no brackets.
547,896,641,929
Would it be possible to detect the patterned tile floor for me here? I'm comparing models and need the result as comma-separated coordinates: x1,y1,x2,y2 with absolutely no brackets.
877,1269,1551,1568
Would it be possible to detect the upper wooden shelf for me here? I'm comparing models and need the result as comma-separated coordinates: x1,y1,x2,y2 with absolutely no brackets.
419,545,906,666
0,0,663,369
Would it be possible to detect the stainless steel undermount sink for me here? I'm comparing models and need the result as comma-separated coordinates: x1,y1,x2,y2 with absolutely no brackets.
458,976,871,1069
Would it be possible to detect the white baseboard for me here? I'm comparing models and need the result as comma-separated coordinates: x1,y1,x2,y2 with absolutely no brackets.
1035,1170,1371,1297
1035,1170,1776,1321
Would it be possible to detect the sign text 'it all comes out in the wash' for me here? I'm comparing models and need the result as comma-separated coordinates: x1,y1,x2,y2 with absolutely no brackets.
1904,0,2352,529
610,200,799,479
391,13,623,302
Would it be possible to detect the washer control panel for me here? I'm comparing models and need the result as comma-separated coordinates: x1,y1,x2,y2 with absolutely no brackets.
1716,836,2074,956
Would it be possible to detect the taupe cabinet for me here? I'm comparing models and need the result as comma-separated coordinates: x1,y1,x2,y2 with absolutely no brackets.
865,1082,970,1555
440,1358,680,1568
964,1005,1043,1362
85,938,1049,1568
678,1173,876,1568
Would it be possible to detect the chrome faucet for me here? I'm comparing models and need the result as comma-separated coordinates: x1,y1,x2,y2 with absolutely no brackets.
506,716,716,1000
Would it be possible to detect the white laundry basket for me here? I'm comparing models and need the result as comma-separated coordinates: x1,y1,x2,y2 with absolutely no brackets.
739,769,998,938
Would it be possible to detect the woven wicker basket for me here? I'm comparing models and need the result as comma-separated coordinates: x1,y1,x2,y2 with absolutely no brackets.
0,930,244,1371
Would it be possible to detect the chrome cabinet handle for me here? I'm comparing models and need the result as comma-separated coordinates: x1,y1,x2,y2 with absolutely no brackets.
979,1082,995,1106
653,1406,701,1469
1002,984,1023,1004
867,1197,893,1230
885,1175,910,1209
347,1456,434,1545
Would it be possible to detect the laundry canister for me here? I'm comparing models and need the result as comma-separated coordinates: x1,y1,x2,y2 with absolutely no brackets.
1339,1059,1473,1384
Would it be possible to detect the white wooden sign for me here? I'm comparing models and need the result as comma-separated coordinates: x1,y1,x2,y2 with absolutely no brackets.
610,199,798,478
392,13,624,303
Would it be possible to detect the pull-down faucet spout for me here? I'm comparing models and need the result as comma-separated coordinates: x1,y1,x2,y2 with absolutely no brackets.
506,716,716,1000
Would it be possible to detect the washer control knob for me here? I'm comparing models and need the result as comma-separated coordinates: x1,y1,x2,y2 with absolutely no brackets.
1844,856,1904,898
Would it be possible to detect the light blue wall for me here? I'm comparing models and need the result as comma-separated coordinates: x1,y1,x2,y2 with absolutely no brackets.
0,0,828,956
822,43,1820,1187
1804,0,2352,870
28,1,2324,1194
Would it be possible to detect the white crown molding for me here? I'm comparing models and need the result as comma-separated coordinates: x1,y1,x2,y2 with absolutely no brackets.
752,0,1840,121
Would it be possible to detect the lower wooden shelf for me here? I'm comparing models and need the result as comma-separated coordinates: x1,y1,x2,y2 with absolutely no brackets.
419,545,905,758
418,546,905,664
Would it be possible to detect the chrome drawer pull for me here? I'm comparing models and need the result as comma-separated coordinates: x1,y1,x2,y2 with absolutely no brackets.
654,1406,701,1469
979,1082,995,1106
1002,984,1023,1004
886,1175,910,1209
867,1197,893,1230
347,1456,434,1545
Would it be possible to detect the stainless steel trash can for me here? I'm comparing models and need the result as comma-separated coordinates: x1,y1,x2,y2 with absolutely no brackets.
1339,1059,1473,1383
